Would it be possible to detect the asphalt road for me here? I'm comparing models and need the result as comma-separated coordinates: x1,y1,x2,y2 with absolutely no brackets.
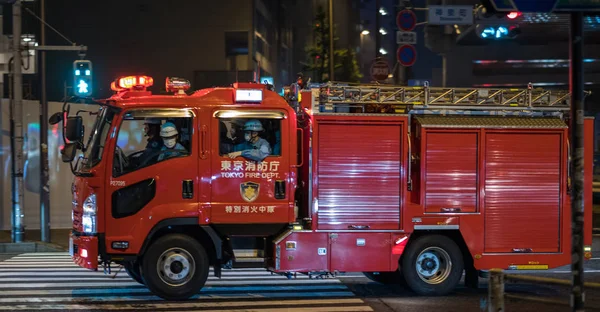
340,258,600,312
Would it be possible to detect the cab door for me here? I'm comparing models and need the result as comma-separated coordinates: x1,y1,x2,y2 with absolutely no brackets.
209,109,291,224
104,108,199,254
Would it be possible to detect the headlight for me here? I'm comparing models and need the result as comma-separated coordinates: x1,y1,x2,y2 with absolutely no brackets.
82,194,96,233
83,194,96,214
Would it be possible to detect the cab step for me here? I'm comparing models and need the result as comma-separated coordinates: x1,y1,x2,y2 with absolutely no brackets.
230,249,266,269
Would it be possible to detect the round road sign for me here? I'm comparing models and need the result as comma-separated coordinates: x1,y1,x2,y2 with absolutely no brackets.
397,45,417,67
396,9,417,31
370,60,390,81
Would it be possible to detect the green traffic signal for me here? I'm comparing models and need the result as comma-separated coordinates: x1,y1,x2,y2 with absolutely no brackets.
73,60,92,97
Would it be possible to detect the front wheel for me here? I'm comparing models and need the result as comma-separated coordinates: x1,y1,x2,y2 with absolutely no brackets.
401,235,463,296
141,234,209,300
123,261,144,285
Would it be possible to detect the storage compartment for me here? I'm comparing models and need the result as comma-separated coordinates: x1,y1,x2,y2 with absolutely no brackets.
423,132,478,213
273,232,328,272
484,132,562,253
330,232,391,272
316,121,403,230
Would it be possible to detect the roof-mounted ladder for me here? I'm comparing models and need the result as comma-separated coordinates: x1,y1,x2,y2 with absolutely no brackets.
308,81,588,117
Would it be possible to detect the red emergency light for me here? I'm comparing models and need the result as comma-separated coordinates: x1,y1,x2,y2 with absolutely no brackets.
111,75,154,91
507,12,521,19
165,77,191,94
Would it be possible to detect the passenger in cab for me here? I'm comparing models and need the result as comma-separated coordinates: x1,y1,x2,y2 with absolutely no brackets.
158,122,187,161
227,119,271,162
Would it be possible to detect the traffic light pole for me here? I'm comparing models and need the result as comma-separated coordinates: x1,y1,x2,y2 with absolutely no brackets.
39,0,50,243
569,12,585,312
10,0,24,243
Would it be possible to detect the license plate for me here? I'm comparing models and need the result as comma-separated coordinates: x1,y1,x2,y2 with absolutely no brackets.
69,237,73,257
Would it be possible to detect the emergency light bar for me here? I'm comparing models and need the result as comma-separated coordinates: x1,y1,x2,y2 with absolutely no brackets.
235,89,263,103
111,75,154,91
166,77,191,94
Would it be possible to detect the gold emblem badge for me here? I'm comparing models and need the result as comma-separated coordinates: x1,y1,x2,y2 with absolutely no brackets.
240,182,260,202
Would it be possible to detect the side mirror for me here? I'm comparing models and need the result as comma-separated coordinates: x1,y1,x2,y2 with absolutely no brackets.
48,112,63,125
65,116,83,142
61,143,77,163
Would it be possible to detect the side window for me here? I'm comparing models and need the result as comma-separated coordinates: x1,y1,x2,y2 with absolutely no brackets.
113,113,193,177
219,118,281,162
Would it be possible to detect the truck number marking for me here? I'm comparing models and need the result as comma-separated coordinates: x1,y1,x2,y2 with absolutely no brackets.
110,180,126,187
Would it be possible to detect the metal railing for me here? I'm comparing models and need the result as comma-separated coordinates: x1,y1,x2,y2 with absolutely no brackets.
488,269,600,311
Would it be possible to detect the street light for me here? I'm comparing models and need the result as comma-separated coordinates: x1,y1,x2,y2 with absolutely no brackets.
361,30,370,35
379,28,387,35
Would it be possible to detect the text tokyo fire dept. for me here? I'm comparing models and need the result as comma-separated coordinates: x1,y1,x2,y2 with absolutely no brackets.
51,75,594,301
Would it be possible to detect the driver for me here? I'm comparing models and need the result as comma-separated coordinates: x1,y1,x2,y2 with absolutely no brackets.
158,122,187,161
143,118,163,151
227,119,271,162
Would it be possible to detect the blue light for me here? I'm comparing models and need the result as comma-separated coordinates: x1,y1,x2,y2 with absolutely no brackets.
75,69,80,76
480,26,515,40
77,79,89,94
85,69,90,76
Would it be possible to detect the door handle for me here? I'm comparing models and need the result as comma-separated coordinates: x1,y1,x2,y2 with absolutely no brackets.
182,180,193,199
274,180,285,199
348,225,370,230
200,125,208,159
441,207,461,212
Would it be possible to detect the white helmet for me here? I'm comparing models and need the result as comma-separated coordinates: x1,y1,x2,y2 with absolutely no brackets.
160,122,178,138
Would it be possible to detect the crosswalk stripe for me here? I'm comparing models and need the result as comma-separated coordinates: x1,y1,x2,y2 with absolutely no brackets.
0,253,373,311
0,284,350,297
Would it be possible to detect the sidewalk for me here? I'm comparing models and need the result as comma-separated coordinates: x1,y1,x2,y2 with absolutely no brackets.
0,229,70,251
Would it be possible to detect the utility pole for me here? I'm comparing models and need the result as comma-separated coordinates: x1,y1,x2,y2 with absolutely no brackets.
39,0,50,243
10,0,24,243
569,11,585,312
328,0,334,81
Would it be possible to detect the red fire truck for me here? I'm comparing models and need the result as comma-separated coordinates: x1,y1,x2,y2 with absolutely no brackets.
51,75,594,300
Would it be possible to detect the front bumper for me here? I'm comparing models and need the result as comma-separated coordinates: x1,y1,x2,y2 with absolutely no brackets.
70,231,99,270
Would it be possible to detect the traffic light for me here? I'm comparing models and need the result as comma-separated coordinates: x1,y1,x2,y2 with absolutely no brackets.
477,25,521,39
474,6,522,40
73,60,92,97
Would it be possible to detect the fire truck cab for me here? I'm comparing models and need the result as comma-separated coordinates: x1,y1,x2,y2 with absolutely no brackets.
52,75,594,301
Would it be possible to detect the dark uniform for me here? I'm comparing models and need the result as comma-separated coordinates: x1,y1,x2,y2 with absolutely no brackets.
146,136,163,151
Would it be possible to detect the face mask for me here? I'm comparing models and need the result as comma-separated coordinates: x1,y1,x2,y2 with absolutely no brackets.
164,138,176,149
245,133,251,142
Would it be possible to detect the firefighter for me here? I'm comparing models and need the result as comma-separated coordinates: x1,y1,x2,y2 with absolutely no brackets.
158,122,187,161
143,118,163,151
227,119,271,162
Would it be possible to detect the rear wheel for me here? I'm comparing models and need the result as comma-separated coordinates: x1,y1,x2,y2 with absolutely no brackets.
123,261,144,285
401,235,463,296
141,234,209,300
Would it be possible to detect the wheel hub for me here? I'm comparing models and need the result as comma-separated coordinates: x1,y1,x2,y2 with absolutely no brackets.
415,247,452,285
157,248,195,286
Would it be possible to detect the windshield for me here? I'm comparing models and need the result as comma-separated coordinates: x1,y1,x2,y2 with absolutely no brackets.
81,106,118,169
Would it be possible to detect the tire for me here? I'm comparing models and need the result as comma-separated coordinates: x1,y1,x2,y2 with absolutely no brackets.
141,234,209,300
363,270,403,285
124,261,144,285
401,235,464,296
